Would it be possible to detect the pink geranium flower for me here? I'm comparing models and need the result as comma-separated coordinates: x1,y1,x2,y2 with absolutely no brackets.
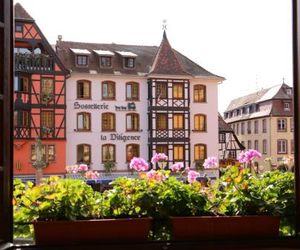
151,153,168,164
187,170,200,183
129,157,149,172
170,162,184,172
146,169,166,182
203,157,218,169
78,164,88,172
85,170,99,179
238,149,262,164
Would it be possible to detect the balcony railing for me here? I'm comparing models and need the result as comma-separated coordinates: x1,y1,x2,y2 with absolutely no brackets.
15,53,54,72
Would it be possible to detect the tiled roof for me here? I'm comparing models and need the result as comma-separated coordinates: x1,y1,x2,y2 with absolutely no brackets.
225,83,292,112
56,32,224,79
15,3,34,21
218,113,233,132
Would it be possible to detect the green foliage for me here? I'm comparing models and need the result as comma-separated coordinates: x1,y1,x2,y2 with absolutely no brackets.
210,166,295,217
13,177,102,238
103,161,115,174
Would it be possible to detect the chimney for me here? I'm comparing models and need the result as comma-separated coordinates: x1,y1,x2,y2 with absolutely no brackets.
58,35,62,42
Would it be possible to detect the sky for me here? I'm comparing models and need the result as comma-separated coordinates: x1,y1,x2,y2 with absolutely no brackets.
15,0,293,114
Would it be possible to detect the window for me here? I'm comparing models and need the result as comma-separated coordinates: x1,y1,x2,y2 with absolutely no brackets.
284,102,291,111
254,120,258,134
156,113,168,130
173,145,184,161
247,140,252,149
291,140,294,154
247,121,251,134
263,140,267,154
77,80,91,99
194,85,206,102
194,114,206,132
262,119,267,133
236,123,239,135
102,144,115,162
41,111,54,128
77,112,91,131
194,144,206,161
14,111,29,127
173,83,184,99
291,117,294,132
219,133,226,143
31,144,55,162
156,145,168,155
100,56,112,68
254,140,259,151
126,82,139,100
241,122,245,134
76,55,88,66
102,81,115,100
126,144,139,162
277,118,287,132
15,23,22,32
277,139,288,154
156,82,167,99
14,76,29,92
126,113,139,131
102,113,115,131
173,114,184,129
124,57,135,68
77,144,91,164
41,78,54,104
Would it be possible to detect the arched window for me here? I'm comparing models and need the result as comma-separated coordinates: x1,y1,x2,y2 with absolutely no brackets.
77,144,91,164
194,84,206,102
77,80,91,99
126,82,139,100
194,114,206,132
126,113,139,131
102,144,116,162
126,144,139,162
102,112,115,131
102,81,115,100
194,144,207,161
77,112,91,131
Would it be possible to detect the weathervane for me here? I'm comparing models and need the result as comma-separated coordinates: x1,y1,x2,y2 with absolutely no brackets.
162,19,167,30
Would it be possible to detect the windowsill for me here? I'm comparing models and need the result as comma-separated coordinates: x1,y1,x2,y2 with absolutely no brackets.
102,98,116,101
101,130,116,132
193,101,207,103
76,98,92,100
192,130,207,133
125,130,142,133
126,99,140,102
75,129,92,132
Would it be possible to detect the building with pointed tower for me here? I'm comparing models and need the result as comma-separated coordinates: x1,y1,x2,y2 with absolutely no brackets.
56,30,224,174
13,3,68,180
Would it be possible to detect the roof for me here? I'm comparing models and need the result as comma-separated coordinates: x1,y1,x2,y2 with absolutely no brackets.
225,83,292,112
56,32,224,79
218,113,233,132
15,3,34,21
70,48,91,55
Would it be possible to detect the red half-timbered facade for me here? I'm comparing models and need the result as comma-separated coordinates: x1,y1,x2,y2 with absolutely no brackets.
13,3,68,179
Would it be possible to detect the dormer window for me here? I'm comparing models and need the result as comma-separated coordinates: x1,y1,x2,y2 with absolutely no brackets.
116,51,137,69
286,88,292,95
15,23,22,32
284,102,291,111
100,56,112,68
70,48,91,67
76,55,88,66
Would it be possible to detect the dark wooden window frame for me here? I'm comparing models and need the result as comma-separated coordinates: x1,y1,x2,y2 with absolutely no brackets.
126,81,139,101
126,143,140,163
102,143,116,163
123,57,135,69
172,82,184,99
76,112,91,132
101,81,116,100
76,143,91,164
277,139,288,154
101,112,116,132
76,55,89,67
126,113,139,132
173,113,184,130
193,84,206,103
277,118,288,132
31,144,56,162
100,56,112,68
77,79,91,99
173,144,184,161
194,143,207,161
194,113,207,132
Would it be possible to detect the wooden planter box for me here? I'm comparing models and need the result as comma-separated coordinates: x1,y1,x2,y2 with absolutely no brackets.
33,217,152,245
170,216,280,240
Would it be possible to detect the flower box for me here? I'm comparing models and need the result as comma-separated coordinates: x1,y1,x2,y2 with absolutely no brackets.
33,217,152,245
170,216,280,240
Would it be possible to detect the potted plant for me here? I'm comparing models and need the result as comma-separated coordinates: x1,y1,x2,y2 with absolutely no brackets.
103,160,115,174
13,176,152,245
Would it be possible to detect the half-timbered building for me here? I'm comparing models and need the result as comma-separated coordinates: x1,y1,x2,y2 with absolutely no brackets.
57,30,224,173
14,4,68,179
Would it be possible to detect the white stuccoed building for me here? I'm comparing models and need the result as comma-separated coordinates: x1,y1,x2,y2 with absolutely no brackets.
56,31,224,174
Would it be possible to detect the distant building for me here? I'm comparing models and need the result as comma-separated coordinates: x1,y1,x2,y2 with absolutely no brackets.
224,83,294,169
13,4,68,180
218,114,244,166
56,31,224,173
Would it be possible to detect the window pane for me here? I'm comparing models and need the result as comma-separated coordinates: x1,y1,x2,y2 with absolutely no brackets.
174,145,184,161
173,114,184,129
157,113,168,130
103,145,115,162
156,82,167,99
195,114,206,131
194,85,206,102
102,113,115,131
195,144,206,161
173,83,183,99
156,145,168,155
126,144,139,162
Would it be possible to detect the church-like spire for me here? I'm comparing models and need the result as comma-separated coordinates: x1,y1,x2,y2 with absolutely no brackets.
149,29,189,76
